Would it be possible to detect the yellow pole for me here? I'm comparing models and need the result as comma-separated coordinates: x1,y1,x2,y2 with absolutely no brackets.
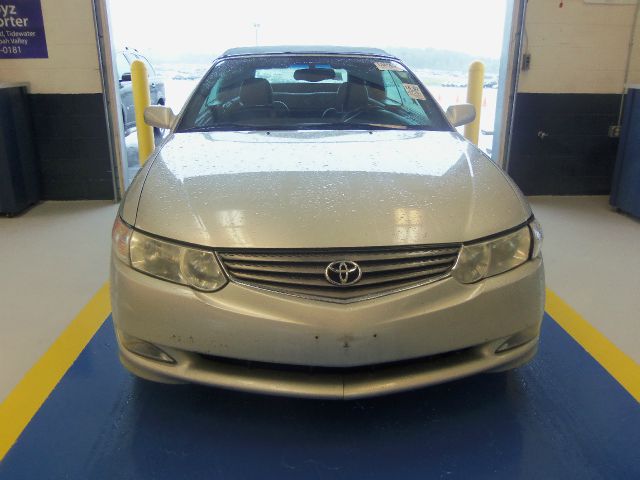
464,61,485,145
131,59,154,165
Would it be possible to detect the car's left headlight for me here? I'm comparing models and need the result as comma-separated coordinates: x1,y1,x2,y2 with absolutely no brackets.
452,220,542,284
112,217,227,292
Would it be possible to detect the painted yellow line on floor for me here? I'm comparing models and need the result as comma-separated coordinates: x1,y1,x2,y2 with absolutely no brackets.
546,288,640,403
0,282,111,462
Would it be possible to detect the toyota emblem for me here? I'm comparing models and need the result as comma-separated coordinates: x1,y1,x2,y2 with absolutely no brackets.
325,261,362,286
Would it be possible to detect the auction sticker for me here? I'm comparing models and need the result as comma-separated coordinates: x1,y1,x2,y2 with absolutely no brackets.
403,83,426,100
374,61,404,71
0,1,48,58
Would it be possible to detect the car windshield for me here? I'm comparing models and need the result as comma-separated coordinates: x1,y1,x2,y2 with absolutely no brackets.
177,55,451,132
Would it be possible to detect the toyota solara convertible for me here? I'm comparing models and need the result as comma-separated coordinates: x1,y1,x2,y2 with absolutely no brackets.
110,46,544,399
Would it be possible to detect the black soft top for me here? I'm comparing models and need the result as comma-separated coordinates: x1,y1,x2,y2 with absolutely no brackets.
220,45,396,58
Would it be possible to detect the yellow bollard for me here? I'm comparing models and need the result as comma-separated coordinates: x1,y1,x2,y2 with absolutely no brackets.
131,59,154,165
464,61,485,146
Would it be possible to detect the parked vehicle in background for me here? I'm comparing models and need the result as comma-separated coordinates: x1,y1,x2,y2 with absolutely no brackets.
116,47,166,131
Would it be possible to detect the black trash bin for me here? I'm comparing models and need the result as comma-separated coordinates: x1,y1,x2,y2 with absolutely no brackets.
0,83,40,216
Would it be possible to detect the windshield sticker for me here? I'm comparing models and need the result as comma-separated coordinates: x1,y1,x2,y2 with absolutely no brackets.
374,61,404,71
403,83,426,100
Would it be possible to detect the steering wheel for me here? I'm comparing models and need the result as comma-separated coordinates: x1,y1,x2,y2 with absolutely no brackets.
273,100,290,117
342,105,386,123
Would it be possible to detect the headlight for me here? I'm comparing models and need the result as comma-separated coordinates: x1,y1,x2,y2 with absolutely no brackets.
130,231,227,291
111,217,227,292
453,221,540,284
529,219,543,259
112,216,133,264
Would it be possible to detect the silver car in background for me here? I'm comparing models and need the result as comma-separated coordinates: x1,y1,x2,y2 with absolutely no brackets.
116,47,166,131
111,46,544,399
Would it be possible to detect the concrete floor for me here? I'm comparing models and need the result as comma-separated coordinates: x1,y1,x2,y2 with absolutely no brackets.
529,196,640,364
0,195,638,403
0,201,118,402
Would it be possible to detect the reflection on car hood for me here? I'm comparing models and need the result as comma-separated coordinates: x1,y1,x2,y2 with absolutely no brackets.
133,130,530,248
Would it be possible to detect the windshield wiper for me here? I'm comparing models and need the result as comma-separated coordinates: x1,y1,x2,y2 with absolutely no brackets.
178,123,280,133
178,122,436,133
301,122,434,131
327,122,407,130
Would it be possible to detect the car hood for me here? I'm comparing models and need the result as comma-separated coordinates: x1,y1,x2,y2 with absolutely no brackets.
133,130,530,248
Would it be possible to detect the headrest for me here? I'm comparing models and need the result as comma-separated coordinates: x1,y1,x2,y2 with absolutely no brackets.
336,83,348,108
343,81,369,111
367,83,386,102
240,78,273,106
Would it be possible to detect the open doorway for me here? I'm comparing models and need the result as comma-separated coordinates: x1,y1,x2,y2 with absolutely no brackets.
102,0,516,190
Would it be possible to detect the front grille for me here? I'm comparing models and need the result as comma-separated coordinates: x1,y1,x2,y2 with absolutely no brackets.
217,245,460,302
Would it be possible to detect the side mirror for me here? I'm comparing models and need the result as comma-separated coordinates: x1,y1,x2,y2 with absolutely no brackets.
445,104,476,127
144,105,176,130
120,72,132,82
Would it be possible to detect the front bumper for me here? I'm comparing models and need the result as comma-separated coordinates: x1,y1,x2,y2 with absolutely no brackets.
110,257,544,399
117,329,539,399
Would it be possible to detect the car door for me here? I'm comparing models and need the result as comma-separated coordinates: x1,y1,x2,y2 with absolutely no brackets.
116,53,134,127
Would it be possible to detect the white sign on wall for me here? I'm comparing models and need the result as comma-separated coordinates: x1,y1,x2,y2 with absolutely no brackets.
0,0,48,58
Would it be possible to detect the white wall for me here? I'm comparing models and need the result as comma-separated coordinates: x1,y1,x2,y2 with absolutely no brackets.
519,0,639,94
0,0,102,94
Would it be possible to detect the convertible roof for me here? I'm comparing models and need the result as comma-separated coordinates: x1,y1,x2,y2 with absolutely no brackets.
220,45,396,58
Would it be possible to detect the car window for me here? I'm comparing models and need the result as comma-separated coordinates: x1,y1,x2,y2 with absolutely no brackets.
136,54,156,77
178,55,450,132
381,70,402,105
389,71,427,119
116,53,130,79
255,67,347,84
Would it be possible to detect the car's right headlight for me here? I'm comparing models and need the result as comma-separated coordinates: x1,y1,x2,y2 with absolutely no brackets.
112,217,227,292
452,219,542,284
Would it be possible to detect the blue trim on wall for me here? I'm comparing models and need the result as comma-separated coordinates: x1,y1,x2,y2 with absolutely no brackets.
1,315,639,479
610,87,640,218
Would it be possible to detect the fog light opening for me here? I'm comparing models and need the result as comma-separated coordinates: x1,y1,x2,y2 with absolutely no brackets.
495,327,539,353
119,332,176,364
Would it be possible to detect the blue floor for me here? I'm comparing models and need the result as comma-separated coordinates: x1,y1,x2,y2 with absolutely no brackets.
1,314,639,479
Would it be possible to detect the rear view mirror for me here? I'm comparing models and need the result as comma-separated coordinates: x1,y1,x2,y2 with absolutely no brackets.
446,104,476,127
144,105,176,130
294,68,336,82
120,72,132,82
